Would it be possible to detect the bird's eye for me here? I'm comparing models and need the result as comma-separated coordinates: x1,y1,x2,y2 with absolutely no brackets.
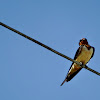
80,40,82,42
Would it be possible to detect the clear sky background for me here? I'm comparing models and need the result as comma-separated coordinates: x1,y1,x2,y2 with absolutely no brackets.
0,0,100,100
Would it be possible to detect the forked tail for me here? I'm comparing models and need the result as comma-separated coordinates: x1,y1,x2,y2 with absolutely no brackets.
60,79,67,86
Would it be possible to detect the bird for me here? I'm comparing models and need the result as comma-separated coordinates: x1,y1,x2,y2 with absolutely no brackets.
60,38,95,86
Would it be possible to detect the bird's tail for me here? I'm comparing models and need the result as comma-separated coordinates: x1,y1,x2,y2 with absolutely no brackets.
60,78,67,86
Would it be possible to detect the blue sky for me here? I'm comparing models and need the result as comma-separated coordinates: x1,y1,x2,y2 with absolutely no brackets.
0,0,100,100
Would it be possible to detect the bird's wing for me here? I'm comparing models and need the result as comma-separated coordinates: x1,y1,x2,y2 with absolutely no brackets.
90,47,95,59
74,45,83,60
68,45,83,72
60,46,83,86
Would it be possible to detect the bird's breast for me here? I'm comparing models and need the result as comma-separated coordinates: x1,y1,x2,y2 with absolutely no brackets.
69,46,93,74
76,46,93,64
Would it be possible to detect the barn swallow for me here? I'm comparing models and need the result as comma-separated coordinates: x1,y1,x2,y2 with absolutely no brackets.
60,38,95,86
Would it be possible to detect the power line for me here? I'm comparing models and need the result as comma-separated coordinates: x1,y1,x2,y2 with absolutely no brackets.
0,22,100,76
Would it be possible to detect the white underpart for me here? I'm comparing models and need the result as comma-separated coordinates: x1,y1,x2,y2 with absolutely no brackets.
69,46,93,74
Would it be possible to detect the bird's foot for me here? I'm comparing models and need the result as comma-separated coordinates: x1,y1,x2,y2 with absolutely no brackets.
80,62,83,66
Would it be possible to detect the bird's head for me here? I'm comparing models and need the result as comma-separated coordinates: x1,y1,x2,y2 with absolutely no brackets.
79,38,88,46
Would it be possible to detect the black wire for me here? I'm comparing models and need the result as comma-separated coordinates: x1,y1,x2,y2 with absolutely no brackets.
0,22,100,76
